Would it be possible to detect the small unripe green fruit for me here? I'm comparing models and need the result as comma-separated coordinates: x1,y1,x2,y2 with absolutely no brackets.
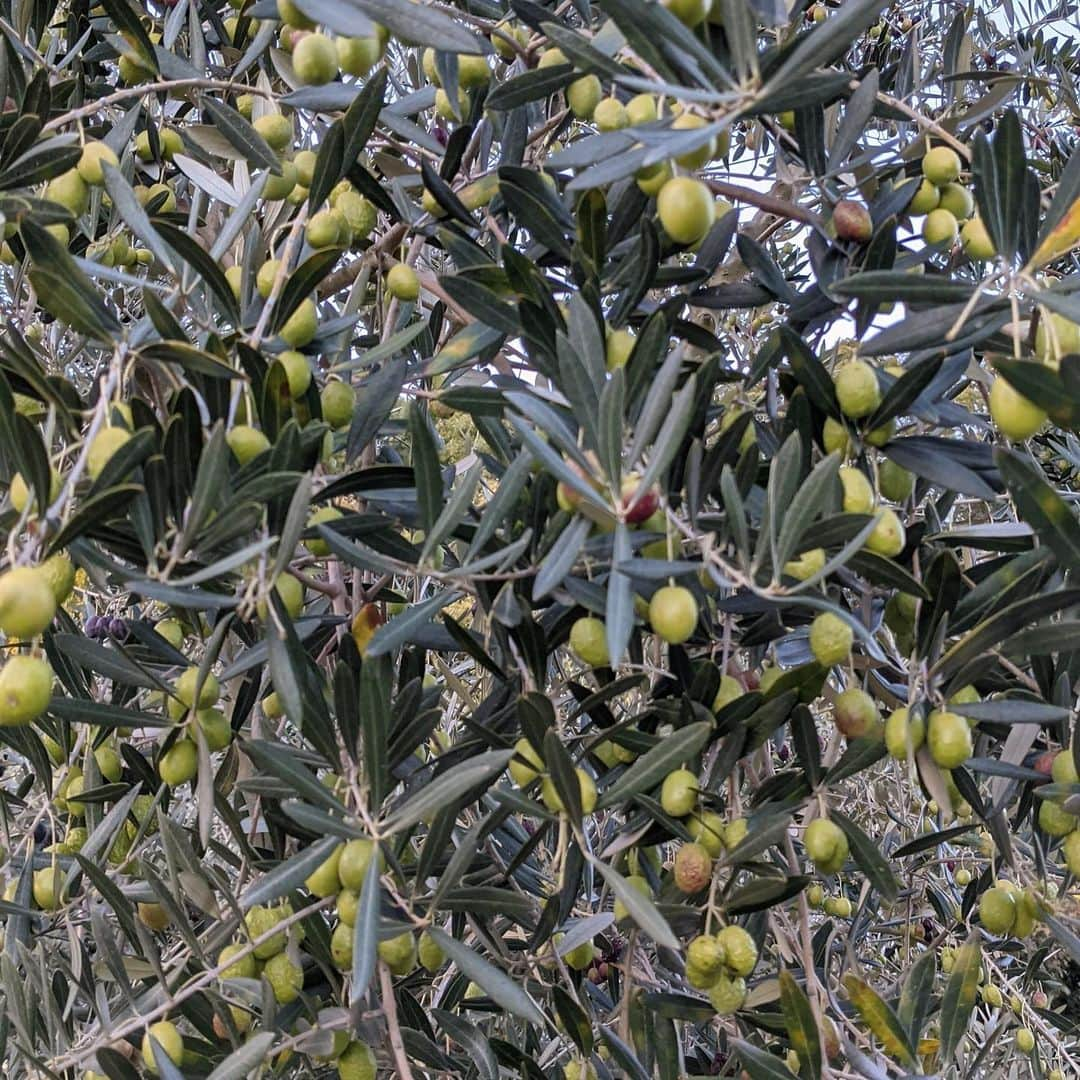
257,574,304,620
804,818,848,874
307,208,346,248
866,507,906,558
884,706,924,759
605,327,635,371
321,380,355,428
254,113,294,151
338,838,381,891
77,141,119,186
961,215,995,259
824,896,853,917
411,930,443,973
378,930,418,975
566,74,602,119
712,674,742,712
922,146,962,186
686,934,725,985
219,942,257,980
509,737,544,787
434,87,469,120
175,666,220,709
834,360,881,419
614,873,651,920
291,149,317,188
1052,749,1079,784
989,377,1045,442
336,190,376,239
833,688,879,738
661,0,712,26
263,159,297,201
0,566,56,638
141,1021,184,1073
626,93,657,125
783,547,826,581
45,170,89,215
808,611,852,667
838,466,872,516
386,264,420,301
330,920,354,969
540,768,597,815
292,33,338,84
458,54,491,88
657,177,715,245
879,459,914,502
138,901,171,930
648,585,698,644
337,36,382,76
636,160,672,197
687,810,726,857
716,924,757,976
159,739,198,786
279,298,318,347
9,468,61,515
256,259,280,298
593,97,629,132
226,424,271,464
1035,312,1080,366
336,888,359,925
246,902,294,959
979,886,1016,934
87,426,132,481
277,0,316,28
660,768,699,817
569,616,608,666
671,112,715,169
537,47,568,68
225,264,243,300
264,951,304,1003
33,865,66,910
338,1041,377,1079
0,652,55,730
1039,798,1076,837
927,709,973,769
707,972,746,1015
908,177,941,215
938,182,974,220
923,207,958,246
145,182,177,212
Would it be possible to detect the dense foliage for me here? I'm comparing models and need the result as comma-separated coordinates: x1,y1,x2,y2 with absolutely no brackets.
6,0,1080,1077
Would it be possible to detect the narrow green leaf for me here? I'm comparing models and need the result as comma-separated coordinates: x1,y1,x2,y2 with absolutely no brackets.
239,835,340,911
427,928,545,1026
898,948,936,1045
382,750,513,835
206,1034,276,1080
351,851,381,997
598,721,712,809
589,857,679,951
831,810,898,901
938,938,981,1061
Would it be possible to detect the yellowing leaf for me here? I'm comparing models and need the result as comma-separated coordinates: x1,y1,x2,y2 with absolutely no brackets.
1028,196,1080,268
843,975,919,1067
